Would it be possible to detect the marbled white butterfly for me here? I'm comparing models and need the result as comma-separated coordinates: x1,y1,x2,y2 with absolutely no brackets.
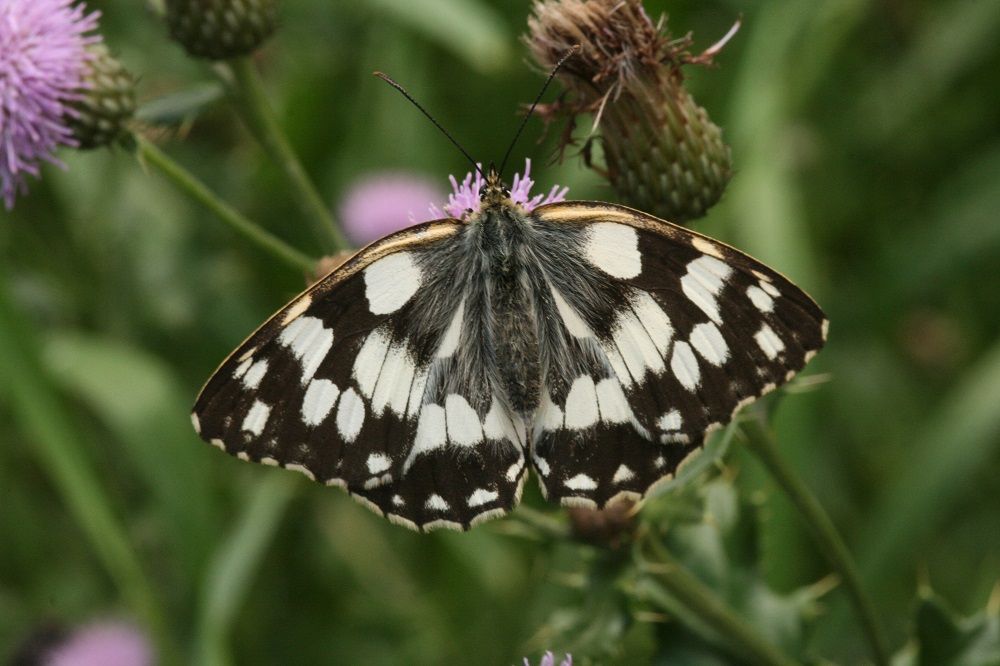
191,164,826,531
191,65,827,531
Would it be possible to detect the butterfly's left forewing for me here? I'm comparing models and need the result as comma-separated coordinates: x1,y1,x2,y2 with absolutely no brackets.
528,201,828,508
193,219,527,531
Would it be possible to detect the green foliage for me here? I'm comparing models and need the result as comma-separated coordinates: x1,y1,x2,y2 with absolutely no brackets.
1,0,999,663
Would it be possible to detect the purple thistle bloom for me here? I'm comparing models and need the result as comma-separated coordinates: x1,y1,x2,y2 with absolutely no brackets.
0,0,100,209
339,172,445,245
46,621,152,666
524,651,573,666
430,158,568,221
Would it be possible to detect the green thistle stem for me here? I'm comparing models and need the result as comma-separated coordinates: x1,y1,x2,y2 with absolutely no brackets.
133,134,315,272
740,417,890,666
638,538,796,666
224,58,348,251
197,473,298,666
0,279,179,666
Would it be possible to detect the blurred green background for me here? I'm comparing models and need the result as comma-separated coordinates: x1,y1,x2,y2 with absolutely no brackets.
2,0,999,664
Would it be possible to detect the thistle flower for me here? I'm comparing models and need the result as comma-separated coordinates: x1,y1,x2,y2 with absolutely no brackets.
8,620,151,666
430,158,568,221
47,621,152,666
0,0,100,209
338,172,445,245
526,0,734,223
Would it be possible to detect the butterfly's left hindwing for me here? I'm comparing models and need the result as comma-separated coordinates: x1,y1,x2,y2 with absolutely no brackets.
192,219,527,531
527,201,828,508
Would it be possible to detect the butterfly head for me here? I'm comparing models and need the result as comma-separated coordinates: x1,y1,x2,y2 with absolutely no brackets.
478,163,512,210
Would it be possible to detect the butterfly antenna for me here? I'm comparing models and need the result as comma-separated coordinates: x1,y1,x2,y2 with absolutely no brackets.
374,71,484,178
498,45,579,178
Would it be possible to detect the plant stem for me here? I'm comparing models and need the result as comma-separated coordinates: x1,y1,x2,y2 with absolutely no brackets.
224,58,349,251
638,538,797,666
197,473,298,666
740,416,890,666
132,134,315,273
0,278,179,666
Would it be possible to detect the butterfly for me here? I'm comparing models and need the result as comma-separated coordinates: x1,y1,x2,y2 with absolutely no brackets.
191,161,827,531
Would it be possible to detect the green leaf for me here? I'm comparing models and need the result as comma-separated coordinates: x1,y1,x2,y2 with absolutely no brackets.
42,331,219,584
364,0,511,73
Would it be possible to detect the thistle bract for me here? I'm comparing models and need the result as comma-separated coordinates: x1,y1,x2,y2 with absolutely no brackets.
0,0,99,209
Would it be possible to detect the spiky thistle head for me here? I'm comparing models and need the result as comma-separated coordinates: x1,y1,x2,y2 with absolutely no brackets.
66,44,137,150
165,0,278,61
526,0,734,223
0,0,101,209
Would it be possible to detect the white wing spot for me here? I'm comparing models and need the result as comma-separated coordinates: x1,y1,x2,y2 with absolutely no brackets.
191,413,201,434
691,236,724,259
564,375,599,430
278,316,334,385
760,280,781,297
436,299,465,358
407,404,447,470
241,400,271,436
565,473,598,491
658,409,682,432
467,488,499,508
364,252,421,315
613,310,665,381
631,291,673,355
536,389,564,432
445,394,483,446
585,222,642,279
353,328,391,400
550,284,592,338
681,255,732,324
371,341,415,416
506,461,523,482
689,322,729,366
242,359,269,389
335,388,365,442
301,378,340,426
654,456,666,468
233,358,252,379
281,294,312,325
595,378,630,424
612,464,635,484
366,452,392,475
425,494,450,511
670,341,701,390
755,324,785,359
392,494,405,506
746,285,775,312
285,463,315,481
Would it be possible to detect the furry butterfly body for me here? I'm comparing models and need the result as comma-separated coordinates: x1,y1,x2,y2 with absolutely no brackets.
192,168,827,531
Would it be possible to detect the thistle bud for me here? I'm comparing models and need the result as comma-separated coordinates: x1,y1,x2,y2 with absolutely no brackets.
165,0,277,61
66,45,136,150
527,0,733,223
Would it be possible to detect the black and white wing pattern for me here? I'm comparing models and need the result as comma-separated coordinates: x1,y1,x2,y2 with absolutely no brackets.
526,201,827,509
192,220,528,531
